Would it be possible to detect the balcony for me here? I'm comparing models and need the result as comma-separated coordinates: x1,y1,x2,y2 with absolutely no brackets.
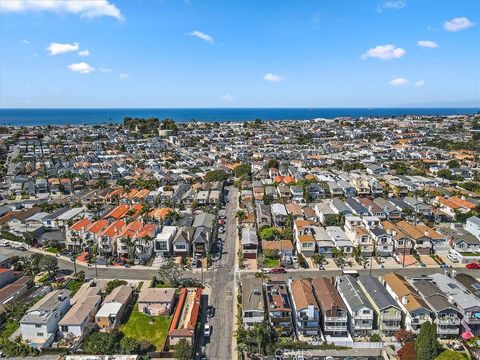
437,327,460,334
325,316,348,322
437,318,460,326
324,325,348,332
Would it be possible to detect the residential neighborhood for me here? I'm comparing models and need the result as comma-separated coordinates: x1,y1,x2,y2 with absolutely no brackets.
0,114,479,360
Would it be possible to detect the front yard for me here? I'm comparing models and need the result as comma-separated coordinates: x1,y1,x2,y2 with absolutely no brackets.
263,257,280,268
120,304,172,351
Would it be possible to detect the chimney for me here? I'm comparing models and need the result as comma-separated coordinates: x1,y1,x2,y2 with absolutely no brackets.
401,296,408,305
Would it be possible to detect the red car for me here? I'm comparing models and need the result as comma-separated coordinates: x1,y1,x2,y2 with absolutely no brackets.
466,262,480,269
270,267,287,274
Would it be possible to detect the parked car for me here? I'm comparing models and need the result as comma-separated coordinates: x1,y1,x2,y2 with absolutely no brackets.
0,242,10,247
270,267,287,274
218,219,225,225
191,257,198,268
466,262,480,269
207,306,215,318
218,227,225,234
447,254,459,263
204,323,211,337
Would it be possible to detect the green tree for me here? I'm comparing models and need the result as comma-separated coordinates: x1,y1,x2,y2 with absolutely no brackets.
205,169,229,182
415,322,439,360
266,159,279,169
83,331,120,355
446,160,460,169
437,169,453,180
120,336,140,355
312,254,325,268
234,163,251,179
259,227,279,240
158,257,182,286
39,256,58,277
174,338,193,360
105,279,128,295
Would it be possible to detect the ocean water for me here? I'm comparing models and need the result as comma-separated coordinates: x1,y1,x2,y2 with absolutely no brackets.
0,108,478,126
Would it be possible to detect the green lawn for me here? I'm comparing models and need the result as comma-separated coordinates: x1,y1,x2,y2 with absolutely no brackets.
264,258,280,268
45,247,58,254
121,308,171,351
460,252,480,256
65,280,83,295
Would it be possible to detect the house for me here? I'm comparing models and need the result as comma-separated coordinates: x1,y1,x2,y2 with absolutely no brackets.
394,221,433,255
168,288,202,346
412,279,462,338
241,278,265,328
382,221,414,259
312,277,349,338
438,225,480,264
369,227,395,257
466,216,480,238
330,198,353,216
313,226,335,258
344,216,374,257
338,180,356,197
345,197,370,217
373,198,401,221
261,240,294,258
242,227,259,259
430,273,480,336
256,204,272,228
59,287,102,339
358,275,402,336
20,289,71,348
171,227,195,256
326,226,353,256
366,164,388,176
336,275,374,336
0,268,15,288
286,203,304,219
265,281,293,336
138,287,176,316
288,279,321,337
383,273,431,334
271,203,288,227
195,190,209,206
315,203,338,226
154,226,177,257
95,285,133,331
0,275,32,304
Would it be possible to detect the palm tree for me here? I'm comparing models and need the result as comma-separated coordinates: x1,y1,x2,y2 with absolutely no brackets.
236,210,246,223
312,253,325,268
332,248,346,266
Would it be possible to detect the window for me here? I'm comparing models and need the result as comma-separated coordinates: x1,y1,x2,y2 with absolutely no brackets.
35,324,42,328
37,332,44,337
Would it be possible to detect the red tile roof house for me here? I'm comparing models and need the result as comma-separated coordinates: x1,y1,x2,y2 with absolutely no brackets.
168,287,202,346
138,287,177,316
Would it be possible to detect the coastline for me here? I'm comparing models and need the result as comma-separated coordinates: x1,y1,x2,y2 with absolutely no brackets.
0,107,479,126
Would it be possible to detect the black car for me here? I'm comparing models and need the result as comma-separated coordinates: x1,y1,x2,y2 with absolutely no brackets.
207,306,215,318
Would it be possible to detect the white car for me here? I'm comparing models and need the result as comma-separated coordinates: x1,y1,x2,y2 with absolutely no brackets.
447,254,459,263
203,323,211,337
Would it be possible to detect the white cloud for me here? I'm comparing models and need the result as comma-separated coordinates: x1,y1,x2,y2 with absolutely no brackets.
417,40,439,48
221,94,234,101
444,17,475,32
47,42,79,55
0,0,123,20
264,73,283,82
377,0,406,12
188,30,214,44
119,73,129,79
21,38,30,44
415,80,426,87
389,78,409,86
78,50,90,57
67,62,95,74
99,67,112,72
361,44,406,60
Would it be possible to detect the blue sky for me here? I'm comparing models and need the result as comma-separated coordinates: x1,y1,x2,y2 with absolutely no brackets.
0,0,479,108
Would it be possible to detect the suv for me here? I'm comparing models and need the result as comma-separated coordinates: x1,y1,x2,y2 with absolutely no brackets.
447,253,459,263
